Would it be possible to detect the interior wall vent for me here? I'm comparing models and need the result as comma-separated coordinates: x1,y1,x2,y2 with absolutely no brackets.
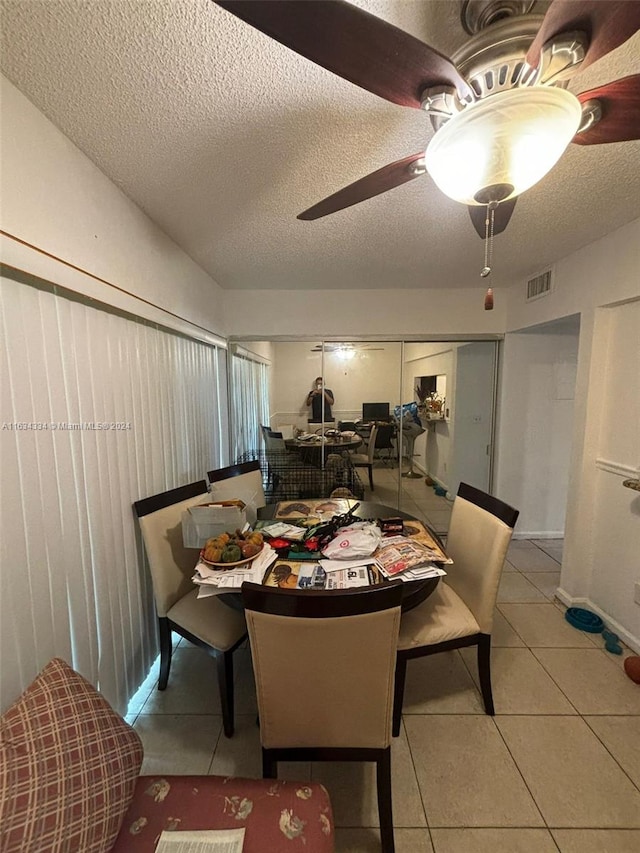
526,269,553,301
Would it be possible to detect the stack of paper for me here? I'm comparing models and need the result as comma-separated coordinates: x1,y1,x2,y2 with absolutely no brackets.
259,521,306,540
192,544,277,597
374,535,448,582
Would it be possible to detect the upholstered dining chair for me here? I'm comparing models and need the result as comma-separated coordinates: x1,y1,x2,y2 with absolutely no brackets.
351,423,378,490
207,460,266,524
133,481,247,737
242,581,404,853
392,482,519,736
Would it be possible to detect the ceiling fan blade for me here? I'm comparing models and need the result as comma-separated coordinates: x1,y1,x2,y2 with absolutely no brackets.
573,74,640,144
526,1,640,73
468,199,518,239
297,153,427,220
214,1,470,107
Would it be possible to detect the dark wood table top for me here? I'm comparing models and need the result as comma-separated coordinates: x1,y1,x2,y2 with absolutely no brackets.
257,501,442,611
285,436,362,451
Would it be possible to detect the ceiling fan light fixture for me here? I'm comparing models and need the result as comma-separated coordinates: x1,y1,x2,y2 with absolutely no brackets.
425,86,582,205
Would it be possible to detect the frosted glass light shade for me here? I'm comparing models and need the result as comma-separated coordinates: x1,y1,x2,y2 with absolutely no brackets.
425,87,582,205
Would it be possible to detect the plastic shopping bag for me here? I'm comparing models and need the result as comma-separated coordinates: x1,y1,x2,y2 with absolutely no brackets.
321,522,382,560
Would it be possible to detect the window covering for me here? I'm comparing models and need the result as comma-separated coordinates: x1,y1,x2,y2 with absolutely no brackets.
230,352,270,461
0,273,226,715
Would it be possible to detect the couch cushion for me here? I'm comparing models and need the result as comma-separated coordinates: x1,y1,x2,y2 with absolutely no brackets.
0,658,143,853
113,775,334,852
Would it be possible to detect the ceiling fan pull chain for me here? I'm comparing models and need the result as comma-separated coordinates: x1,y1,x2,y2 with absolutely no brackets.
482,203,496,310
481,202,496,278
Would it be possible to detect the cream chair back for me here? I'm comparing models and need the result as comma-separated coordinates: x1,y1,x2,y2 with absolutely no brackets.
444,484,518,634
207,460,265,524
136,482,209,618
243,583,402,750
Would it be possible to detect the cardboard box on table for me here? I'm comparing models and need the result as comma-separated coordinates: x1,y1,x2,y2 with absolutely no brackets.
182,500,247,548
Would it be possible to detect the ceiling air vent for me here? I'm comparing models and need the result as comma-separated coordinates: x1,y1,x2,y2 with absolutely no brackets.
526,269,553,301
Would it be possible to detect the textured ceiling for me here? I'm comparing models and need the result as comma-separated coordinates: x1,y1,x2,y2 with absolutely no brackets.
1,0,639,291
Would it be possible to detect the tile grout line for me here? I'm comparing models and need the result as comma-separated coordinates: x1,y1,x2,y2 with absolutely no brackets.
400,716,433,847
581,716,640,795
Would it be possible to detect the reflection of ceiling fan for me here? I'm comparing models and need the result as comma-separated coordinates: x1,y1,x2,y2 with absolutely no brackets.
310,344,385,353
215,0,640,238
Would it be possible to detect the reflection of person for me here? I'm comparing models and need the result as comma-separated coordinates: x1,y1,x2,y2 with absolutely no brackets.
306,376,334,422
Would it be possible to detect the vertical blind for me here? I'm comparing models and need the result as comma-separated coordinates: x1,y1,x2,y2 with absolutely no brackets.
230,351,270,461
0,273,227,714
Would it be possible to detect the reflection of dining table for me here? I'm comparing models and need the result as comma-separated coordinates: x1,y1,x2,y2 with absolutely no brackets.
285,435,362,466
257,500,444,612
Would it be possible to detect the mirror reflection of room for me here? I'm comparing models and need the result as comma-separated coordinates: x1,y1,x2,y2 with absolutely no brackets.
233,339,498,535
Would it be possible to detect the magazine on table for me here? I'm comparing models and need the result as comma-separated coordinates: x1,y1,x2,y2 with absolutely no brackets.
399,520,452,564
374,536,446,577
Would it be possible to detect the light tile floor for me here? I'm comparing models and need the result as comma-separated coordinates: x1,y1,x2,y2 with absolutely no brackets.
129,468,640,852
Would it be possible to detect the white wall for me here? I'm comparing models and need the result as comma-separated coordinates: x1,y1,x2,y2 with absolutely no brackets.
499,219,640,649
450,342,495,496
1,75,225,337
560,301,640,649
226,287,507,338
496,321,580,537
270,342,403,430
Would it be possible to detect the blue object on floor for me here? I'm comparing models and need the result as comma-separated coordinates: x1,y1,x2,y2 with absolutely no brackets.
565,607,604,633
602,629,623,655
434,486,447,497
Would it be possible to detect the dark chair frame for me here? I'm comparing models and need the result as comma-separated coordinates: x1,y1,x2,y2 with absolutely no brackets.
134,480,247,738
375,422,396,465
207,459,263,487
242,582,404,853
392,482,519,737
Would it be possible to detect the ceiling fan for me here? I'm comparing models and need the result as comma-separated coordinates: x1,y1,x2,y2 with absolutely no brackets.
214,0,640,239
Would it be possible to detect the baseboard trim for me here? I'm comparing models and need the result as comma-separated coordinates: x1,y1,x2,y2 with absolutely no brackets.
555,588,640,654
512,531,564,540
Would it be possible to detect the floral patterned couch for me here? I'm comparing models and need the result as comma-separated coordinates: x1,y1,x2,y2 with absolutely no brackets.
0,658,334,852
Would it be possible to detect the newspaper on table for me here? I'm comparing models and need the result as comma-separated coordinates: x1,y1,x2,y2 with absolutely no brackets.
262,559,380,590
192,544,277,597
154,827,245,853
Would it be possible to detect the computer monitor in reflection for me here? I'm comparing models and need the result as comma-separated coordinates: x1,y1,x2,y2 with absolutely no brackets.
362,402,390,422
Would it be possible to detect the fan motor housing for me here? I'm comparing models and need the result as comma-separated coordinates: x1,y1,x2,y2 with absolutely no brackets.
423,14,588,131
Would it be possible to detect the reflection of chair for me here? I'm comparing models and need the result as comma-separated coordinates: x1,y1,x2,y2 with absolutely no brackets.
207,460,266,523
392,482,519,736
351,423,378,490
375,423,396,465
263,429,284,451
242,581,403,853
134,481,247,738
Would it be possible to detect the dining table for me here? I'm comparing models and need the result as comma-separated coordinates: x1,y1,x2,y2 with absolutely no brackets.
256,500,444,612
285,434,362,466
